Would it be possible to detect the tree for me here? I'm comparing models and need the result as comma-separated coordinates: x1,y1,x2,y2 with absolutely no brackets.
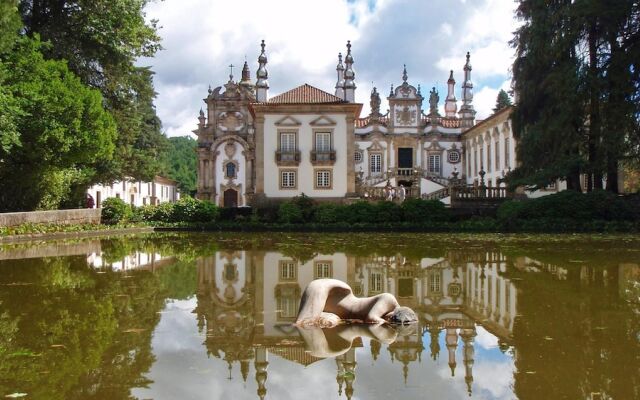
510,0,586,191
159,136,198,195
493,89,512,112
18,0,166,183
0,0,22,156
510,0,640,193
0,37,117,211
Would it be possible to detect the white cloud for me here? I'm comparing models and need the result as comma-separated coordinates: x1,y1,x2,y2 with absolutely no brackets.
141,0,518,136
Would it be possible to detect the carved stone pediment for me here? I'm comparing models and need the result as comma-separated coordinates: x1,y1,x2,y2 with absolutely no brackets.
394,82,419,99
309,115,336,126
395,105,417,126
426,140,444,153
217,112,245,132
224,141,237,158
368,139,384,152
274,115,302,127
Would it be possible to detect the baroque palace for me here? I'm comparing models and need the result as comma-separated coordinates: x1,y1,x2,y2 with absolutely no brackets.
194,41,546,207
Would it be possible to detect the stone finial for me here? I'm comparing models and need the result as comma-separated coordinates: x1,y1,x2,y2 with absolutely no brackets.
402,64,408,83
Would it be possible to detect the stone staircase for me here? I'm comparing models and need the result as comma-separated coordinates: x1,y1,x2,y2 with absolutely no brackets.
421,186,450,200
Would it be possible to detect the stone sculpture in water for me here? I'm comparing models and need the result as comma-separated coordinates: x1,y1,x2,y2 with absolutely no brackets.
295,278,417,328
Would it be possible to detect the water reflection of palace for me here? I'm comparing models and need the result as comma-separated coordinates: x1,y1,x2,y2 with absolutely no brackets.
194,250,518,399
87,251,175,271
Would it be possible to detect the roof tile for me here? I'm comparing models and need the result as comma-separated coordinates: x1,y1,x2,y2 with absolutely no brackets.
268,84,346,104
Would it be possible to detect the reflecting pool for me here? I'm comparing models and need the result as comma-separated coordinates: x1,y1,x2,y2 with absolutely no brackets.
0,233,638,399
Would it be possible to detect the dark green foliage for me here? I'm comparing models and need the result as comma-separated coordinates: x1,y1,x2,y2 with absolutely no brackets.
400,198,450,222
372,201,402,223
278,202,304,224
339,201,377,224
313,203,340,224
19,0,165,183
497,190,639,224
493,89,512,112
0,36,117,211
132,197,218,224
511,0,640,192
101,197,132,225
171,197,218,223
290,193,315,222
159,136,197,195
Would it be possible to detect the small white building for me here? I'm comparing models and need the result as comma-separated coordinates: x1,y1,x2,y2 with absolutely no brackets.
87,175,179,208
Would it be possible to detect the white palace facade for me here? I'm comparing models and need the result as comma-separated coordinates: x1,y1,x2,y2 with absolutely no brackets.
194,41,561,207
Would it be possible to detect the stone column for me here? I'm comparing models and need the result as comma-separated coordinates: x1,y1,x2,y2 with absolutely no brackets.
346,115,356,194
255,116,265,194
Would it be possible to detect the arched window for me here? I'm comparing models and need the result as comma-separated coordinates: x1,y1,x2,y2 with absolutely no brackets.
225,162,236,178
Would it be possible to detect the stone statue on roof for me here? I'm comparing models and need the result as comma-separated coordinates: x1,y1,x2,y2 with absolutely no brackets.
370,87,381,118
429,87,440,116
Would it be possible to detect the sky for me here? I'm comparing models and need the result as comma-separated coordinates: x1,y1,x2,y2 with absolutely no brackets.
139,0,520,137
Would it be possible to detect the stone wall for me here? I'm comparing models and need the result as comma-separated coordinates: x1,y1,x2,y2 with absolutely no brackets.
0,208,101,227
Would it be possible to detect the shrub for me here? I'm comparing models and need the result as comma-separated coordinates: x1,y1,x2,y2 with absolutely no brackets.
278,201,303,223
101,197,132,224
373,201,402,224
171,197,219,222
400,198,450,223
313,203,340,224
337,201,376,224
291,193,315,222
496,200,526,222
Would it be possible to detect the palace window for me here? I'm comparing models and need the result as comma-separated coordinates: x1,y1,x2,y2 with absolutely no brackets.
225,162,236,178
487,142,492,173
279,132,296,152
474,148,478,176
315,132,331,152
354,150,363,164
467,151,471,177
279,260,297,281
428,154,441,174
370,153,382,174
448,150,460,164
277,296,298,319
370,272,383,293
505,138,510,168
495,140,500,171
428,270,442,294
315,169,331,189
480,147,485,171
280,170,297,189
314,261,332,279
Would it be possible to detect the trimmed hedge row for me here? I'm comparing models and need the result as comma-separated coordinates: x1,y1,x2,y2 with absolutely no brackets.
274,195,451,225
101,197,219,225
497,190,639,226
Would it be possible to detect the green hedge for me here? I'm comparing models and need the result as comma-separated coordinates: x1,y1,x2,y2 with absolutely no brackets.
273,196,451,225
497,190,639,224
101,197,219,225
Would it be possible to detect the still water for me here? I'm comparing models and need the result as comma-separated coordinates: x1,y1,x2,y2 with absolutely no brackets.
0,233,638,400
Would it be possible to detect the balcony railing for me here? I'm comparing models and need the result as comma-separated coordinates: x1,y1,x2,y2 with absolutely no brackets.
310,150,336,165
275,150,301,166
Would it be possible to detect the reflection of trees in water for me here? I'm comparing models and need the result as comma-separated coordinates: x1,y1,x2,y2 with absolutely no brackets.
507,261,640,400
0,255,166,399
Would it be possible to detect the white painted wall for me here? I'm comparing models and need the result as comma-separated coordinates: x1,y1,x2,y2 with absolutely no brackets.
263,114,349,198
213,140,247,206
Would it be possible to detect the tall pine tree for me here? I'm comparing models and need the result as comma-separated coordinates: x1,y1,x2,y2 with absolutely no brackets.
511,0,639,193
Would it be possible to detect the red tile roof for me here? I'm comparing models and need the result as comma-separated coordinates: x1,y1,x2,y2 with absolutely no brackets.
355,116,389,128
268,84,347,104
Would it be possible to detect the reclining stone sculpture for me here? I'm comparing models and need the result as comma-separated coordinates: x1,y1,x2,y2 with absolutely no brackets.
295,278,417,328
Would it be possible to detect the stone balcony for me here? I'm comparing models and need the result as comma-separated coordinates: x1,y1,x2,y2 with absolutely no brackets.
310,150,336,166
275,150,301,166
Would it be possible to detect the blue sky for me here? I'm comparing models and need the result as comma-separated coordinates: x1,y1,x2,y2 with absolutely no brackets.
140,0,519,137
